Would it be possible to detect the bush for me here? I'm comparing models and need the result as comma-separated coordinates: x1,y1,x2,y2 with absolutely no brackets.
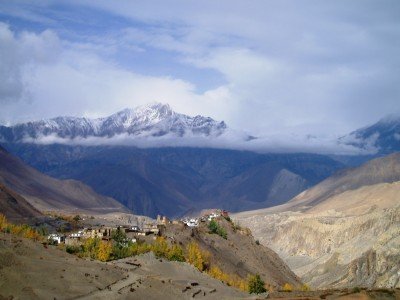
301,284,311,292
255,240,260,245
208,220,227,239
282,283,293,292
152,237,169,258
208,220,219,233
83,237,100,259
66,245,82,254
208,265,248,292
217,227,227,239
168,244,185,262
248,274,267,294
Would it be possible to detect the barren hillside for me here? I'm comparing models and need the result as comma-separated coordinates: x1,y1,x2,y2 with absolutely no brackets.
0,146,129,214
234,153,400,289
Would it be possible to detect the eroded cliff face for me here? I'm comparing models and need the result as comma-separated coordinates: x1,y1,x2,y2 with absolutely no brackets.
235,204,400,289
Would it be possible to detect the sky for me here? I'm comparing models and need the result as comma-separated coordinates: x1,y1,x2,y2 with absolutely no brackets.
0,0,400,141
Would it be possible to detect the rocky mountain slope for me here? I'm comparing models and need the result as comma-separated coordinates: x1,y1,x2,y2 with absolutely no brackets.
0,183,43,222
2,144,344,217
233,153,400,289
0,146,129,214
340,114,400,154
0,103,229,142
164,216,301,289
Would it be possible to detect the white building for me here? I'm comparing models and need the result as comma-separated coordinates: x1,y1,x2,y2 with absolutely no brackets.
48,233,65,244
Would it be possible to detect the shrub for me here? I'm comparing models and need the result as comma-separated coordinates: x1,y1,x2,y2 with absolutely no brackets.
248,274,267,294
208,265,248,292
168,244,185,262
282,283,293,292
208,220,227,239
83,237,100,259
208,220,219,233
255,240,260,245
152,237,169,258
301,284,311,292
66,245,81,254
217,227,227,239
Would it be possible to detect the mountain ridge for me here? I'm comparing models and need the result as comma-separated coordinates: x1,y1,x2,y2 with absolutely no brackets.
0,103,230,142
340,115,400,154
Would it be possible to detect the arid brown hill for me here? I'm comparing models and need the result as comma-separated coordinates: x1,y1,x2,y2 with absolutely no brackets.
163,217,302,289
0,146,129,214
234,153,400,289
0,183,43,222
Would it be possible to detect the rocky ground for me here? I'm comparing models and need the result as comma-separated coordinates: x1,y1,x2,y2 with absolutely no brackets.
1,233,399,300
234,201,400,290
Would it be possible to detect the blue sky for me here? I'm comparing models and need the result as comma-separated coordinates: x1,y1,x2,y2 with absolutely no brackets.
1,0,400,141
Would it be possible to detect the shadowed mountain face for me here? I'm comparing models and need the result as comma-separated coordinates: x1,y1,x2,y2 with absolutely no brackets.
2,144,344,218
0,146,129,214
234,153,400,289
340,115,400,154
0,183,43,222
283,152,400,212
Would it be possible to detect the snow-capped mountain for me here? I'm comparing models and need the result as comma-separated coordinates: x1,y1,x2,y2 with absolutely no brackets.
339,114,400,154
0,103,231,143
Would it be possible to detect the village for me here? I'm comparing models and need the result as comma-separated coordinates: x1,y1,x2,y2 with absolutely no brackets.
48,209,230,246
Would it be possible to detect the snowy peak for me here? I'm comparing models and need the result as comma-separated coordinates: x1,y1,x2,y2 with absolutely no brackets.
0,103,229,143
339,114,400,154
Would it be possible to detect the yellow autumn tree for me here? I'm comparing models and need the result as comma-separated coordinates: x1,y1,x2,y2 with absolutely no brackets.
282,283,293,292
186,241,210,271
0,214,7,230
208,265,248,292
152,236,169,258
97,241,113,262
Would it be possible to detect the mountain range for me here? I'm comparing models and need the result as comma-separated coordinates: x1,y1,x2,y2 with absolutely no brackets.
0,103,231,142
2,144,344,218
1,103,400,217
234,153,400,289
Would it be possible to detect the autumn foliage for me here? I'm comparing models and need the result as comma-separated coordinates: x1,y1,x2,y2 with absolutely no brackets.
208,265,248,292
0,214,41,241
186,241,210,271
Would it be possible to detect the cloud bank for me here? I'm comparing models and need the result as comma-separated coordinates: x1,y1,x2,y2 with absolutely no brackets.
0,1,399,151
20,129,369,156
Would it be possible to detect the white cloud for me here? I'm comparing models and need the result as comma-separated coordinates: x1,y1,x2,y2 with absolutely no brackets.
0,23,236,126
1,1,400,151
21,129,365,155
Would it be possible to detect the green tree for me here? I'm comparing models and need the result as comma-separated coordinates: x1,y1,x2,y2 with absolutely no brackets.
168,244,185,262
112,227,127,248
248,274,267,294
208,219,218,233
